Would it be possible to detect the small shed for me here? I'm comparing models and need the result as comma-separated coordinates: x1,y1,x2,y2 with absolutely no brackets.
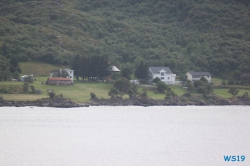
47,77,73,85
108,66,120,75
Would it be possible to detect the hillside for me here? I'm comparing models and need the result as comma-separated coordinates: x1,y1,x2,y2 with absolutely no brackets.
0,0,250,81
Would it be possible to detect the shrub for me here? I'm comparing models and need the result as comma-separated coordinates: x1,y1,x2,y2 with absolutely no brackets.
140,88,148,98
196,86,208,94
90,92,97,100
30,85,36,93
221,80,226,85
113,77,130,93
108,87,120,98
242,92,249,99
24,76,33,83
227,80,235,85
183,92,191,97
48,91,56,99
165,92,171,100
193,80,203,88
153,77,161,84
23,82,29,92
157,81,167,93
200,76,208,83
187,83,195,91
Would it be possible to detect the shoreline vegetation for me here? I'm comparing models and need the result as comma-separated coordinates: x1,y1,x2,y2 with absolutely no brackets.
1,94,250,108
1,63,250,107
1,75,250,107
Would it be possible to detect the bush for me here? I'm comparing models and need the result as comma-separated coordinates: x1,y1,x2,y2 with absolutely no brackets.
183,92,191,97
187,83,195,91
193,80,203,88
30,85,36,93
165,92,171,100
153,77,161,84
200,76,208,83
24,76,33,83
90,92,97,100
227,80,235,85
196,86,208,94
242,92,249,99
157,81,167,93
23,82,29,92
140,88,148,98
48,91,56,99
108,87,120,98
221,80,226,85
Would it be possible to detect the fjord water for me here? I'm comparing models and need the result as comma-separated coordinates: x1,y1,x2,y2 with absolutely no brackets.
0,106,249,166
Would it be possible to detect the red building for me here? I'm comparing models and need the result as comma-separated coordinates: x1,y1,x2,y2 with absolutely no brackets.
47,77,73,85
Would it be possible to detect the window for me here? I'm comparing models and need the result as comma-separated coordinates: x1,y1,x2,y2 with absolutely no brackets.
161,77,164,80
168,77,170,79
207,76,210,78
161,72,164,76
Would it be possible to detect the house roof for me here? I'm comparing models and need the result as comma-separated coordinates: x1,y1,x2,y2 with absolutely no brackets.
48,77,72,81
188,72,211,76
149,67,173,74
108,66,120,72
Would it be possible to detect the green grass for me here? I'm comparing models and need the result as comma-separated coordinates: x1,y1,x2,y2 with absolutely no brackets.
140,84,188,99
1,77,249,102
0,79,188,102
19,61,69,76
0,79,113,102
213,88,250,99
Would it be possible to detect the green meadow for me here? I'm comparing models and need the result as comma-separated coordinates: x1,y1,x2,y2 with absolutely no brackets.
0,79,113,102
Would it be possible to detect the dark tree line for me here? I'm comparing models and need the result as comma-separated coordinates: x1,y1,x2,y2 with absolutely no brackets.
71,54,110,81
135,61,149,80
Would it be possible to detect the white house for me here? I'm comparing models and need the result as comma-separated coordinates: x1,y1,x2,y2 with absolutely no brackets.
21,74,33,82
50,69,74,83
148,67,176,84
186,72,211,83
64,69,74,83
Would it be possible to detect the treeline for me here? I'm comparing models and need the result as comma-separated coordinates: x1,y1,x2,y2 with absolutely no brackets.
0,0,250,82
71,55,110,81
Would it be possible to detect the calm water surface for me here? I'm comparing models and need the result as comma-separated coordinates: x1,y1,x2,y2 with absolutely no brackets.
0,106,249,166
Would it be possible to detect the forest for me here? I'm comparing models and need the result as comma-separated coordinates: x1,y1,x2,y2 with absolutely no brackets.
0,0,250,83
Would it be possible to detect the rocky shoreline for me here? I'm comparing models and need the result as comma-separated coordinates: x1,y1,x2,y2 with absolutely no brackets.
0,96,250,108
89,96,250,106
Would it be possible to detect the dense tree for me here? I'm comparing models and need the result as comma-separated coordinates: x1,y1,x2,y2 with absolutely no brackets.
51,69,69,78
121,67,132,80
135,61,149,80
113,77,130,93
71,54,109,80
1,0,250,81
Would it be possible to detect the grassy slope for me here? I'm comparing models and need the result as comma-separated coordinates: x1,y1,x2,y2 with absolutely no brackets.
19,61,68,76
